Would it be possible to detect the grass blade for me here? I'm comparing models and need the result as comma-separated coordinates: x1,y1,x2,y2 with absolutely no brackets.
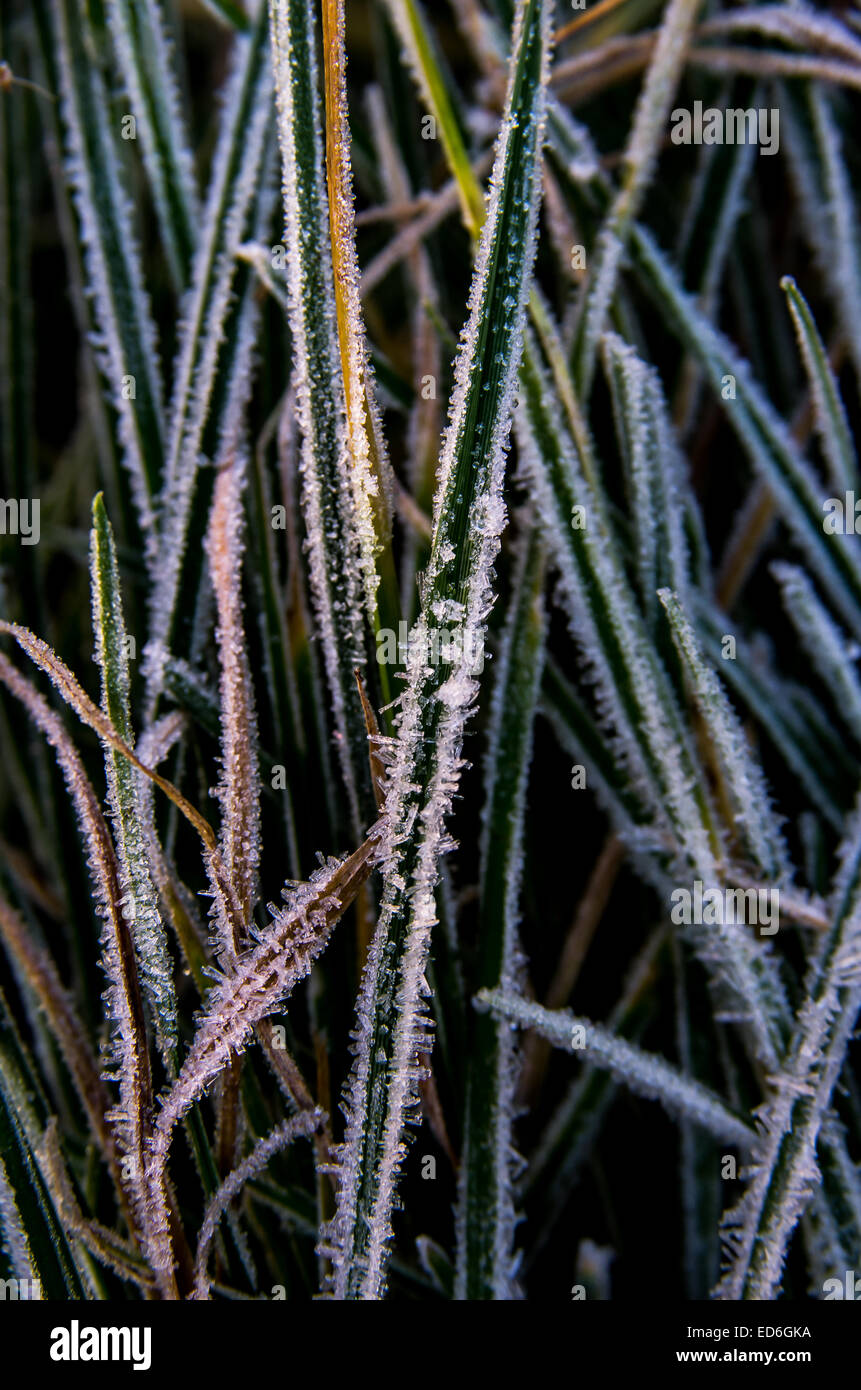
104,0,199,289
50,0,166,545
327,0,553,1300
455,526,546,1300
91,493,178,1063
478,989,754,1148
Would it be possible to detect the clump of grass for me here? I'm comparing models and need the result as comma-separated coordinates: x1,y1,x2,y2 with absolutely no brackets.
1,0,860,1301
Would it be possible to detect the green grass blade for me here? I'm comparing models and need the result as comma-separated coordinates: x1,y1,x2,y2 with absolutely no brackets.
91,493,178,1064
629,224,861,639
455,527,546,1300
50,0,167,546
0,991,87,1297
327,0,553,1300
104,0,199,289
718,805,861,1299
657,588,789,883
780,275,857,494
269,0,377,834
145,1,272,718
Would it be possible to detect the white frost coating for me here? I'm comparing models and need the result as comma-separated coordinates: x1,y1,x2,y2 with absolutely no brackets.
632,223,861,639
0,654,173,1293
518,350,790,1068
90,512,178,1063
574,0,703,389
324,0,393,621
601,334,693,615
516,355,711,871
782,280,856,494
206,455,261,937
104,0,199,287
802,89,861,408
478,989,755,1149
0,1157,36,1283
657,587,789,883
454,529,545,1300
52,0,164,552
269,0,367,832
773,563,861,748
192,1109,322,1298
145,5,272,716
717,797,861,1299
701,4,861,68
149,834,381,1215
327,0,552,1300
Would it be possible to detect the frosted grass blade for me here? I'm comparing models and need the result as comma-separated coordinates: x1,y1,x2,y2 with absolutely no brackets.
718,802,861,1299
780,275,857,494
321,0,396,628
629,225,861,639
145,0,272,717
569,0,704,396
602,332,691,627
455,527,545,1300
50,0,166,545
91,495,178,1063
327,0,552,1300
478,989,754,1148
206,456,261,938
104,0,199,289
269,0,377,833
772,563,861,751
657,588,789,883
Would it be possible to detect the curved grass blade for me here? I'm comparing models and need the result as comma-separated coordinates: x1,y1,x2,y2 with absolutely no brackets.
0,658,159,1281
379,0,485,237
629,224,861,640
149,825,383,1207
326,0,553,1300
192,1109,322,1299
477,988,754,1149
693,600,850,830
518,337,791,1069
